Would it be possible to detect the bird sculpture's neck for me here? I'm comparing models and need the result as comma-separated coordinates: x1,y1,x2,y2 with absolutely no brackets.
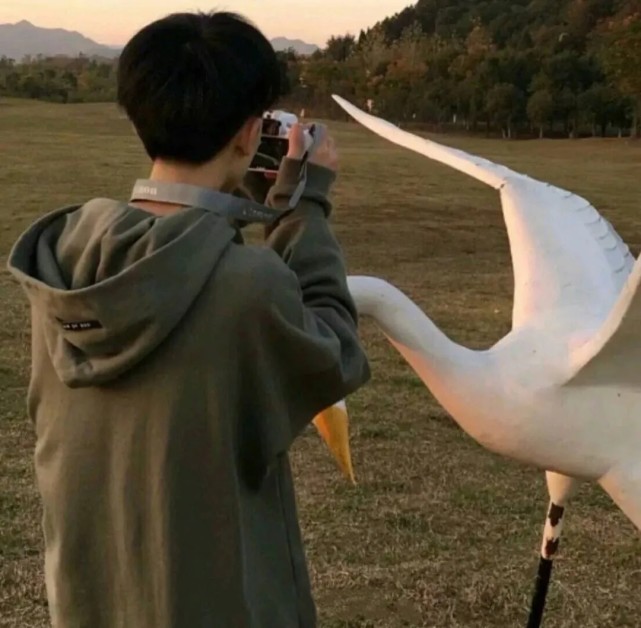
348,277,486,398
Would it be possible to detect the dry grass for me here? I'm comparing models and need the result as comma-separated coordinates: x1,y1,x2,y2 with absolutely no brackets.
1,99,641,627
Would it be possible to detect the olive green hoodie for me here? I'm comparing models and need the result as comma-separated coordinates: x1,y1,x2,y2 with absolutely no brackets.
7,159,370,628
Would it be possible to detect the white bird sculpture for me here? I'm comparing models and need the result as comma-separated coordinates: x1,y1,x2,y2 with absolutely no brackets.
322,94,641,624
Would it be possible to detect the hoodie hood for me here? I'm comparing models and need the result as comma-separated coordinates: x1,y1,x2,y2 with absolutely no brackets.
8,199,237,387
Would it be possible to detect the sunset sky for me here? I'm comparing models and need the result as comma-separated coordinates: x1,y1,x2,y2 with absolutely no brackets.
0,0,413,47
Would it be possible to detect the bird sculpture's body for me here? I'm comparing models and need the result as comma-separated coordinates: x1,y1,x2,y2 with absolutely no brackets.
330,94,641,533
347,273,641,523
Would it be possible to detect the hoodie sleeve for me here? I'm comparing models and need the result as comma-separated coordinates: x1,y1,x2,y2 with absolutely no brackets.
238,158,370,484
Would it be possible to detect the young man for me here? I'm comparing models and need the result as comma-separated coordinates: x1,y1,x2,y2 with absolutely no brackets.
7,11,370,628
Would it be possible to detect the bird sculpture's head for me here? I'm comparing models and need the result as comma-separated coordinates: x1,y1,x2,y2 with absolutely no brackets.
313,400,356,484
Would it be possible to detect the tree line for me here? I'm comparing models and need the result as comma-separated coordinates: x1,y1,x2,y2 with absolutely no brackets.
282,0,641,138
2,0,641,139
0,55,116,103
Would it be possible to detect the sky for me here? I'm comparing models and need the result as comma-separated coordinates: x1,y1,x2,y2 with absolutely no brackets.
0,0,414,47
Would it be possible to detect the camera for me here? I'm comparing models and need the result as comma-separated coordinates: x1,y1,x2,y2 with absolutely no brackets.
244,110,314,204
249,110,313,174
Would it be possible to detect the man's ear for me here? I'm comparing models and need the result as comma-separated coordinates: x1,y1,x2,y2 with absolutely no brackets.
235,117,262,157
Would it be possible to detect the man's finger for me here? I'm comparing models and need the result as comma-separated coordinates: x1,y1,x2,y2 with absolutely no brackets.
287,123,306,158
288,123,303,141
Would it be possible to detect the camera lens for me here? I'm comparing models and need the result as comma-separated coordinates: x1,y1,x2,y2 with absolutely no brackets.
262,118,281,136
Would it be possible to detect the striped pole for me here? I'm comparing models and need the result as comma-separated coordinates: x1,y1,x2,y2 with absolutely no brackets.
526,501,567,628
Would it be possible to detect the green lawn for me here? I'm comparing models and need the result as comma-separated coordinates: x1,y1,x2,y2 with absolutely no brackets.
1,98,640,627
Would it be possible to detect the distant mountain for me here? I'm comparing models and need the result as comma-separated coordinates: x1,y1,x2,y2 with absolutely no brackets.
0,21,319,61
270,37,319,55
0,21,119,60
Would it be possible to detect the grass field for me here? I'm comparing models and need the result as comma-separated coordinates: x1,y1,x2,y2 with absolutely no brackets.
1,98,641,627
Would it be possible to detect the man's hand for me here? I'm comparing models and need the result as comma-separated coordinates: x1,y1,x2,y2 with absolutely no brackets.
287,123,338,173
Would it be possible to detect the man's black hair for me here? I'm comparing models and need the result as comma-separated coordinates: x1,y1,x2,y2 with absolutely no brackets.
117,11,282,164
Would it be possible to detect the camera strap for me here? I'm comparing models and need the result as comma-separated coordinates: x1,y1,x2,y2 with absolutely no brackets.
288,123,327,209
129,179,282,225
130,124,328,221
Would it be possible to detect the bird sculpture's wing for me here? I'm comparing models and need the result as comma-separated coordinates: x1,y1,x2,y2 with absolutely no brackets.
566,254,641,388
497,177,633,328
332,95,634,329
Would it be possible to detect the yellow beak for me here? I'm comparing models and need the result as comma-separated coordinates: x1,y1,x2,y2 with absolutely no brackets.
313,400,356,485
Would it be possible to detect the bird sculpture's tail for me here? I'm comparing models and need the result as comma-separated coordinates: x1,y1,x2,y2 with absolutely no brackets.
313,400,356,484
